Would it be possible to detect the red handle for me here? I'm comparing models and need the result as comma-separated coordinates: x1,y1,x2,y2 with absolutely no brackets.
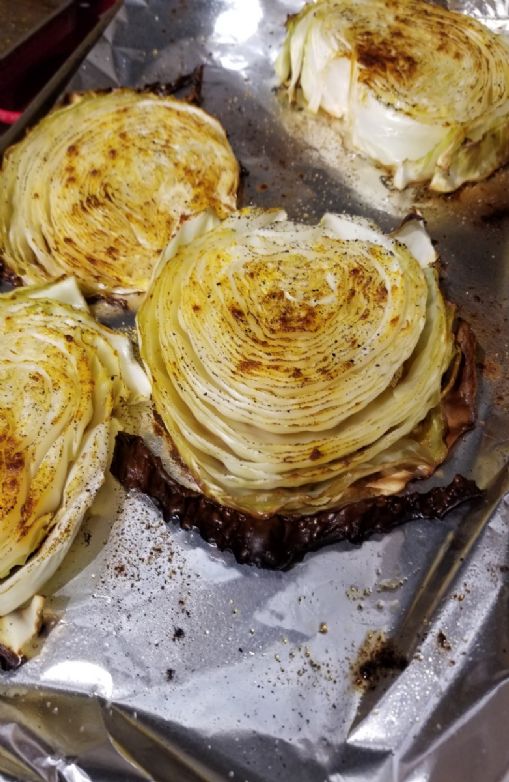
0,109,22,125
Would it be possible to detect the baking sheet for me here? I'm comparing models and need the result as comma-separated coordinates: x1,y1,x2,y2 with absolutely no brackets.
1,1,509,781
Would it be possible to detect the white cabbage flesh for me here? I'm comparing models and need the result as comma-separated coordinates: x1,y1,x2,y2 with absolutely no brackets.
0,90,239,296
0,595,45,658
276,0,509,191
0,278,150,615
139,208,454,516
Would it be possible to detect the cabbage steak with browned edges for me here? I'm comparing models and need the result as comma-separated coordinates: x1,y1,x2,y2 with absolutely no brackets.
276,0,509,191
0,278,150,624
0,90,239,298
137,209,469,519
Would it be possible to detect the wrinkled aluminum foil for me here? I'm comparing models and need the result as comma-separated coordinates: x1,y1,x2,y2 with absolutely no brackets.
451,0,509,31
1,1,509,780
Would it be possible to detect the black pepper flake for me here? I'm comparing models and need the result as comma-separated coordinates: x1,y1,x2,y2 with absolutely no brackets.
173,627,185,641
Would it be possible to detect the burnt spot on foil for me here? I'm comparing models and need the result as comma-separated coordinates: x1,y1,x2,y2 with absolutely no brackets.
437,630,452,651
143,65,205,106
110,434,481,571
351,630,407,690
480,207,509,226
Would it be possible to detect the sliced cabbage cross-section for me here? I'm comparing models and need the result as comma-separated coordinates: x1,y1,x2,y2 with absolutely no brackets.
0,90,239,296
276,0,509,191
0,278,150,616
138,208,457,517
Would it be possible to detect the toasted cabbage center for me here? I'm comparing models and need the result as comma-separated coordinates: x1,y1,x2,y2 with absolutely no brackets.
139,209,454,516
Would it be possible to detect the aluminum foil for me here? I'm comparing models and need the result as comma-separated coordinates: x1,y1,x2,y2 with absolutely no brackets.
450,0,509,32
1,1,509,780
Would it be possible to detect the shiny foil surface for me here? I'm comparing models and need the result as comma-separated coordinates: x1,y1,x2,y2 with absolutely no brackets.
451,0,509,31
1,1,509,780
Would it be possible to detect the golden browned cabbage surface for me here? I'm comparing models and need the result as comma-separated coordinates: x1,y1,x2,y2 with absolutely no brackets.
0,90,239,295
139,209,456,516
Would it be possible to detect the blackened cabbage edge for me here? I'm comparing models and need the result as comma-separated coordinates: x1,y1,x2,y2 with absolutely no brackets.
110,321,481,570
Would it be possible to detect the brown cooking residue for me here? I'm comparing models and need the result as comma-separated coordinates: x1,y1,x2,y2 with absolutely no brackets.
482,357,502,382
437,630,452,651
143,64,205,106
480,206,509,225
351,630,407,690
